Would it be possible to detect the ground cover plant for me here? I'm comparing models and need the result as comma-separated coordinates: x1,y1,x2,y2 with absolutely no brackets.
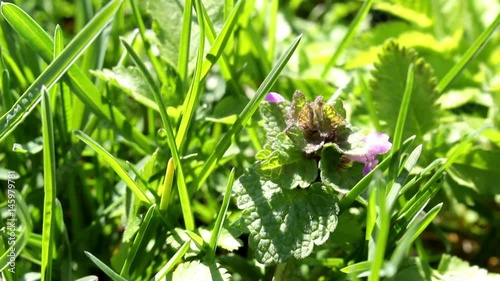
0,0,499,280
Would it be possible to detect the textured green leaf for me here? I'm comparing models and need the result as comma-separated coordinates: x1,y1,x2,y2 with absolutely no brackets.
436,255,500,281
169,261,231,281
255,133,317,189
370,41,439,141
259,101,289,140
319,146,363,193
235,170,339,265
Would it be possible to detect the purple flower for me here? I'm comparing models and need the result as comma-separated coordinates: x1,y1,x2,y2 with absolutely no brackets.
346,132,392,175
265,92,285,103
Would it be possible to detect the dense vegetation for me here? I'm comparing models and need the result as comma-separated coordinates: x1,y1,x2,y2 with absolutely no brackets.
1,0,499,280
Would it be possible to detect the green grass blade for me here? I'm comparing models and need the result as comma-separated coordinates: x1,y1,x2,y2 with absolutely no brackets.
40,87,57,281
386,144,422,209
321,0,374,78
209,168,235,257
159,158,175,211
85,251,128,281
120,204,156,276
436,13,500,94
389,64,414,180
396,126,490,227
0,0,124,141
150,241,190,281
51,25,63,109
0,0,153,152
176,0,243,151
73,130,153,204
200,0,243,80
267,0,279,63
178,0,193,84
121,40,194,230
341,261,371,275
387,203,442,276
175,0,206,152
128,0,167,84
369,184,389,281
195,34,303,190
199,0,245,97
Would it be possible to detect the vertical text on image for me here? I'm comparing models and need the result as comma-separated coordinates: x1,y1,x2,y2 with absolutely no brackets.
7,170,17,273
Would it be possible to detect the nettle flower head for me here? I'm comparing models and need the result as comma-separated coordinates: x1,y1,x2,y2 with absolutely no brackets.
263,90,392,176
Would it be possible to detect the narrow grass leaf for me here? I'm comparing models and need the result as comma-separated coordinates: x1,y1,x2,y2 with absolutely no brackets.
386,144,422,209
178,0,193,84
198,0,245,97
73,130,153,204
388,203,442,276
150,241,190,281
436,13,500,93
341,260,371,274
400,157,444,195
267,0,279,62
397,125,490,223
85,251,128,281
176,0,243,151
128,0,167,84
369,185,390,281
0,0,124,142
0,0,153,152
209,168,235,257
200,0,243,80
159,158,175,211
41,87,57,281
365,187,377,241
175,0,206,152
121,39,194,230
195,34,303,190
120,204,156,276
389,64,414,180
321,0,374,78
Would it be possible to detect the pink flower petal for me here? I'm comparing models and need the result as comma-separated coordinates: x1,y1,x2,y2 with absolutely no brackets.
344,132,392,175
265,92,285,103
365,132,392,155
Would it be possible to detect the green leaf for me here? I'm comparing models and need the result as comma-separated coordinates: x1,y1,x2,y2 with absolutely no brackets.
91,66,158,111
259,101,289,140
448,148,500,196
319,146,363,193
169,261,231,281
41,87,57,281
370,41,439,141
199,227,242,253
436,254,500,281
373,2,432,27
0,0,154,152
234,170,339,265
255,133,317,189
73,130,153,204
